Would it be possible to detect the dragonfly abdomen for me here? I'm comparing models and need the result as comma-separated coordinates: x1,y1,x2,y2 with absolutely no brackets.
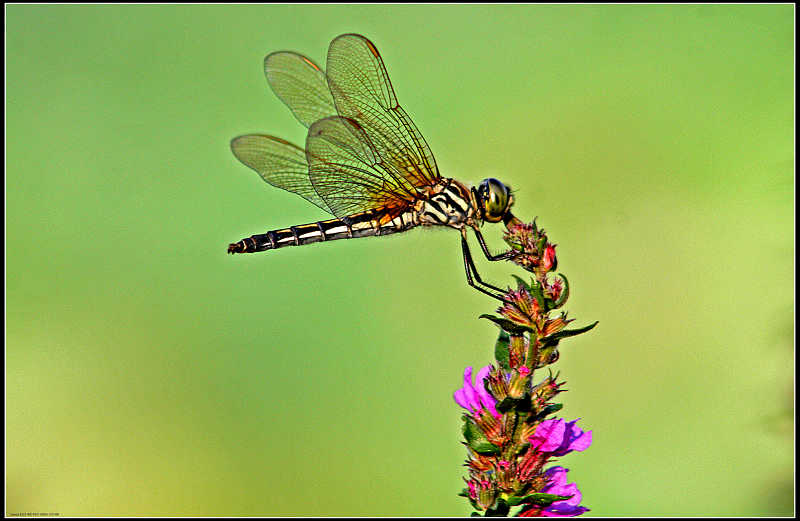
227,209,419,254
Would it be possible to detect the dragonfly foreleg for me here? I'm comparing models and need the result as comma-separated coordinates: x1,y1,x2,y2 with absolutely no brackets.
472,228,518,262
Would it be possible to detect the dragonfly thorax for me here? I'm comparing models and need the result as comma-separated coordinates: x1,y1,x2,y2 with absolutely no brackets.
417,178,479,229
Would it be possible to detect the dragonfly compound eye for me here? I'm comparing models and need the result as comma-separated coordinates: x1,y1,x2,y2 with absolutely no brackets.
478,178,511,223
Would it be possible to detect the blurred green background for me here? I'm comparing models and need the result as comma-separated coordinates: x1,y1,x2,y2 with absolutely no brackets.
6,4,794,517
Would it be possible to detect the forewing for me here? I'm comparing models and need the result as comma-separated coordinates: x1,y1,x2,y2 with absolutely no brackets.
264,51,336,128
230,134,331,214
305,116,417,218
325,34,440,187
231,36,437,220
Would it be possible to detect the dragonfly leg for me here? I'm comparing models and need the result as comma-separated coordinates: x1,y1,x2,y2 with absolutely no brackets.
461,234,508,302
472,228,518,262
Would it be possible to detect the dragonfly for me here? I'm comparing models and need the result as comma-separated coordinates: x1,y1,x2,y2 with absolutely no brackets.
227,33,521,301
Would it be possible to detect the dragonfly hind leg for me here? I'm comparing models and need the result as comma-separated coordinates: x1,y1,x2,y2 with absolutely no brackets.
460,234,508,302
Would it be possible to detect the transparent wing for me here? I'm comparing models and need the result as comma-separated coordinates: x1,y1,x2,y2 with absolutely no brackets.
264,51,336,128
306,116,418,218
230,35,439,218
325,33,440,186
230,134,331,214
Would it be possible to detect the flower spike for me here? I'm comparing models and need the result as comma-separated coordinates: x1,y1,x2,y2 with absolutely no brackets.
455,219,595,516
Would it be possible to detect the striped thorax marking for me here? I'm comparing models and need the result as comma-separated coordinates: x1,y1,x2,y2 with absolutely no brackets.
418,179,477,228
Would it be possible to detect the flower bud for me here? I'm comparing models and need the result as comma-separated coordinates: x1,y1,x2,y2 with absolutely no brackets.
542,315,573,336
508,367,530,399
542,244,557,272
476,480,497,510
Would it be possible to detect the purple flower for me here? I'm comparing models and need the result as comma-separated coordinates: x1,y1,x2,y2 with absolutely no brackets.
454,366,500,418
540,466,589,517
530,418,592,456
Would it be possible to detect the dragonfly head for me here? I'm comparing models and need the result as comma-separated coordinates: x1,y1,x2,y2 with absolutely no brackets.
476,178,513,223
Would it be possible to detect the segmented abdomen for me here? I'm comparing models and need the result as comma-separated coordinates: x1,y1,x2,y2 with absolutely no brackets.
227,209,419,253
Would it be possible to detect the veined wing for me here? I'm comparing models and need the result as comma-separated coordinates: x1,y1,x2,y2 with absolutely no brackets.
305,116,419,219
230,134,331,214
264,51,336,128
232,53,335,213
230,123,415,220
230,35,438,219
325,34,440,188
